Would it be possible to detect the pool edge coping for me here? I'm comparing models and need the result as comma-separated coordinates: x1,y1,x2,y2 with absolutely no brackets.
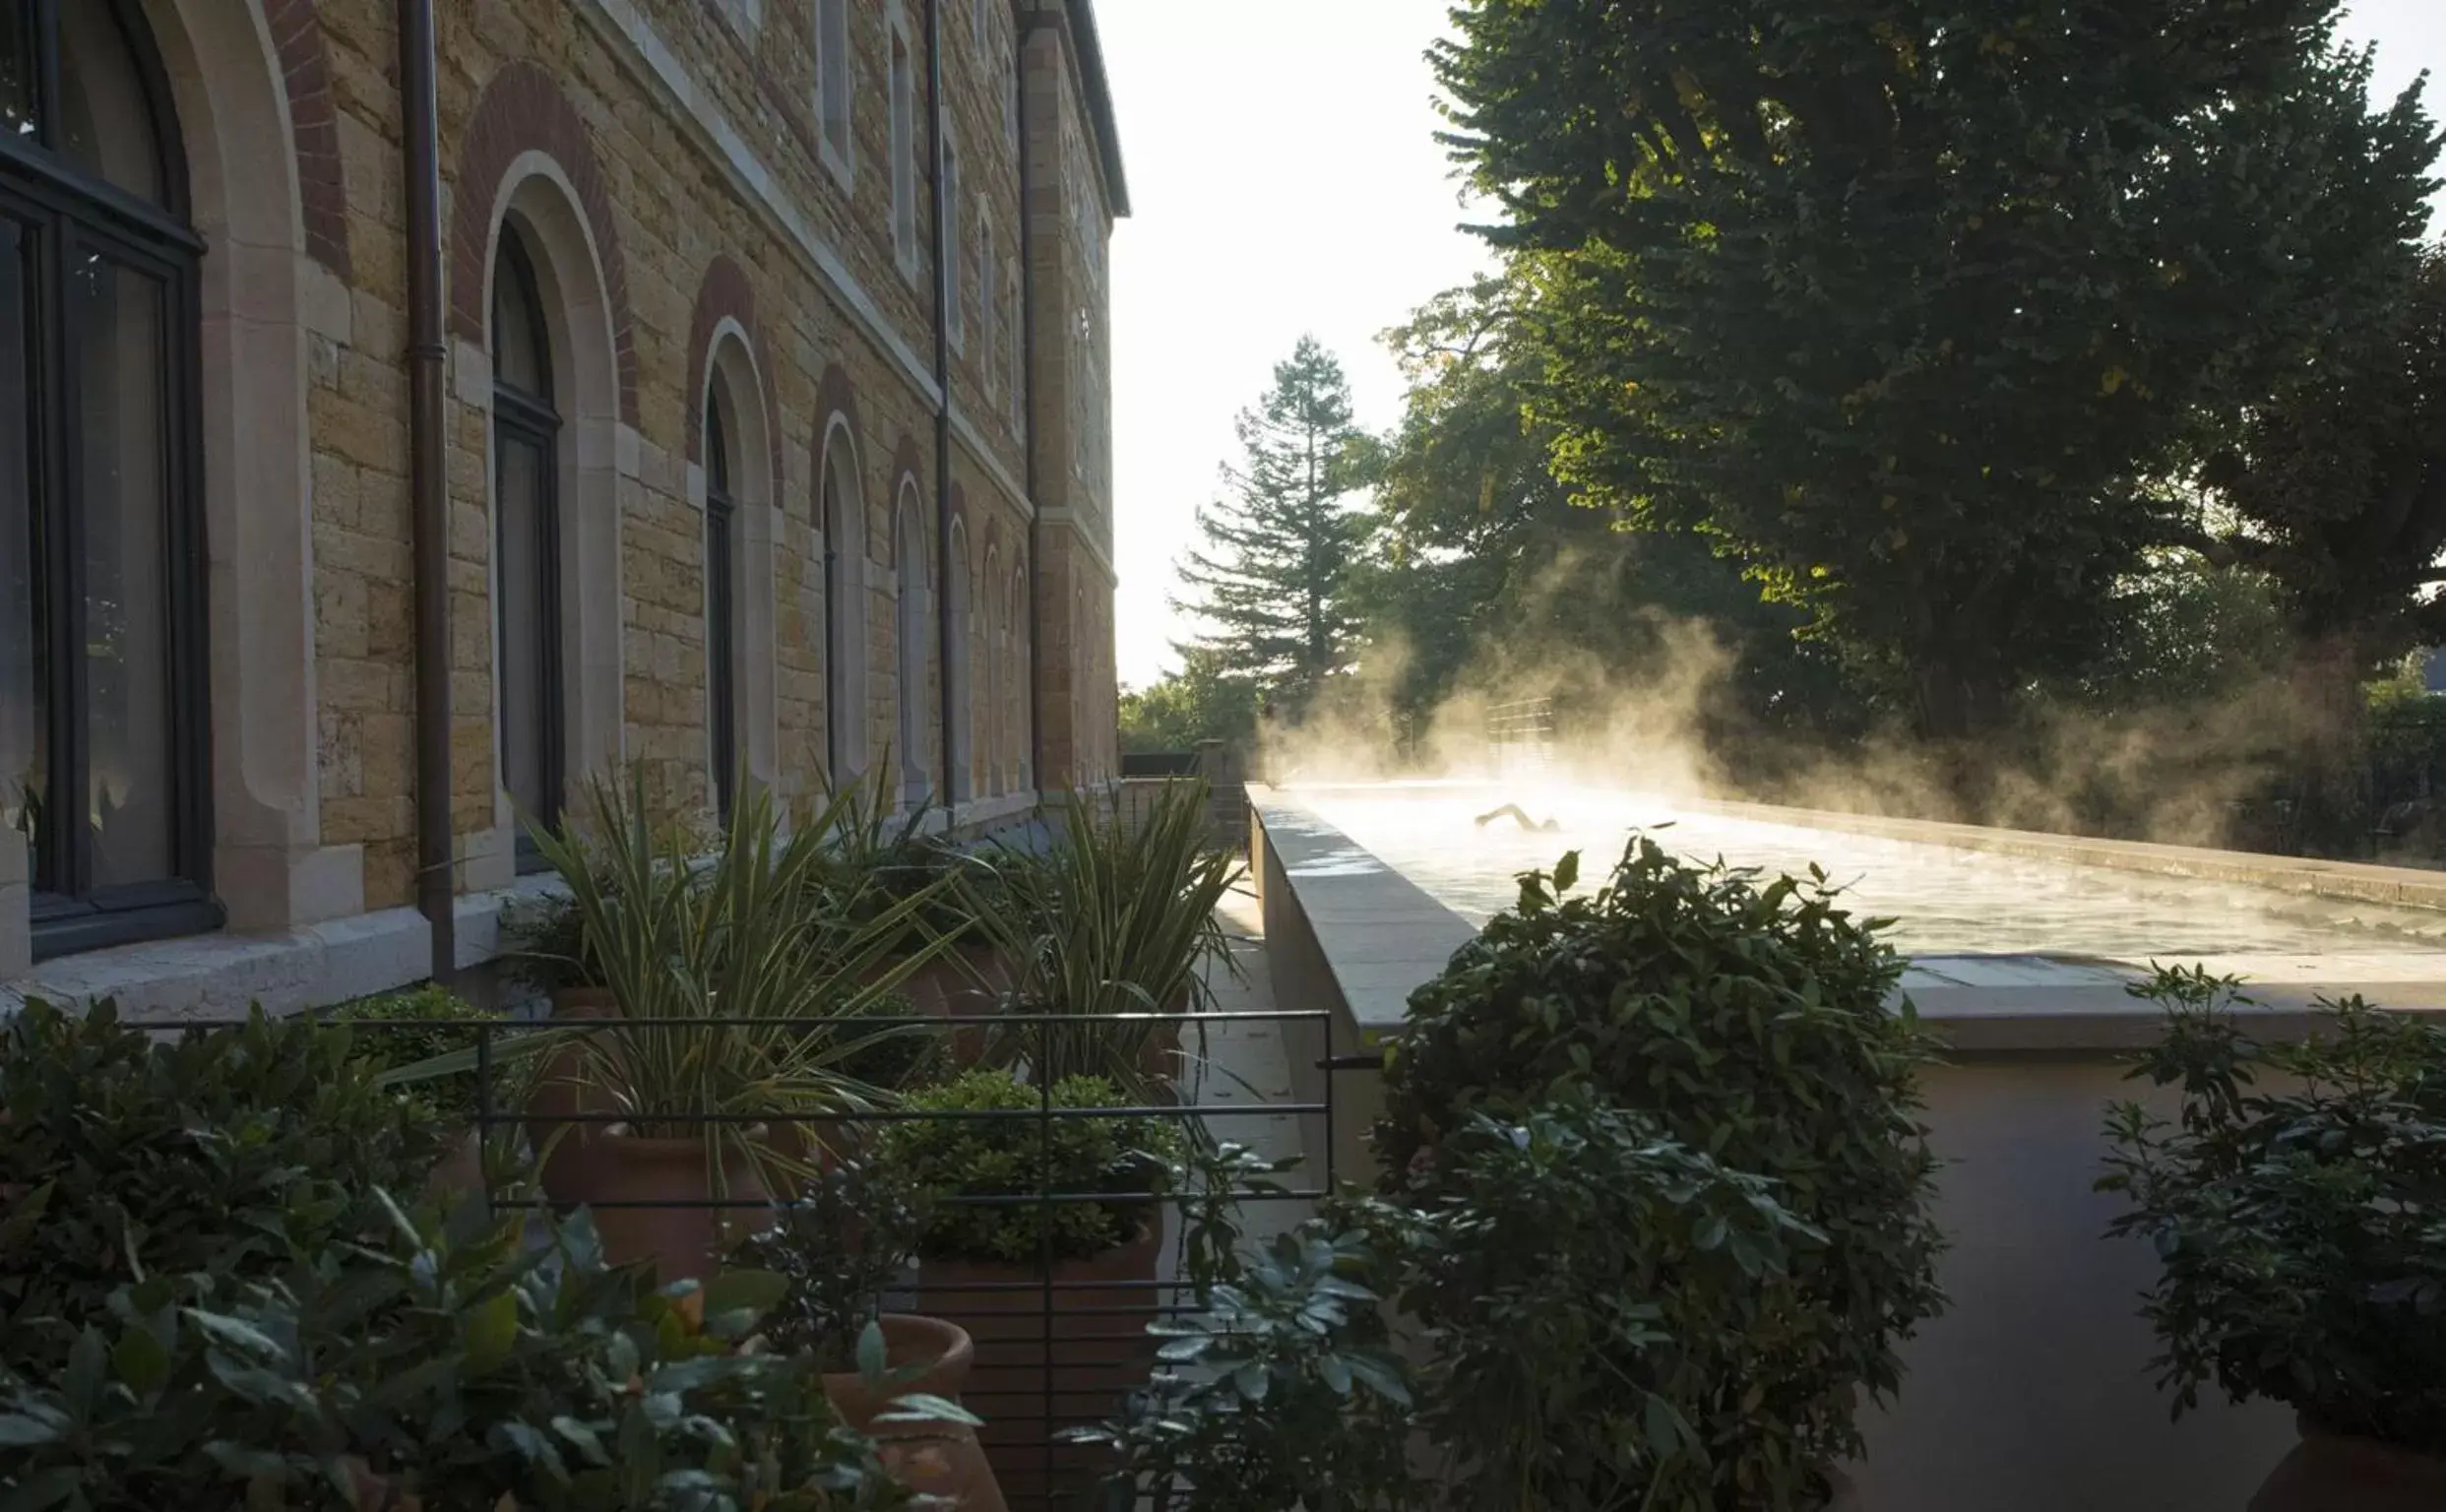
1248,784,2446,1056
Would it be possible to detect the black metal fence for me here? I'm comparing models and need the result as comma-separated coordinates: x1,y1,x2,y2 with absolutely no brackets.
122,1000,1342,1511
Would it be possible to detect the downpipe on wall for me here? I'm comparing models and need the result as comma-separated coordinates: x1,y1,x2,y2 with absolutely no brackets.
398,0,454,979
927,0,957,822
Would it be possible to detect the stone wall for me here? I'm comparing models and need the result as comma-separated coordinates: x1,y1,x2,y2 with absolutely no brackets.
0,0,1121,1003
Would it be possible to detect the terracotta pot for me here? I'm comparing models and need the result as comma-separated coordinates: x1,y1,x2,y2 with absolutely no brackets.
580,1125,773,1285
865,955,949,1021
917,1225,1160,1504
936,944,1021,1067
423,1128,488,1204
821,1314,1008,1512
933,943,1017,1016
1135,985,1195,1091
2251,1418,2446,1511
528,997,618,1202
1821,1467,1864,1512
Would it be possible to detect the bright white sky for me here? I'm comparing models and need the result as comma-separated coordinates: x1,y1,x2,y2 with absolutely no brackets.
1099,0,2446,690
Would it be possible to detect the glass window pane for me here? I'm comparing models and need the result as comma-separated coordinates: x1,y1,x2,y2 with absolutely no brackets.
706,394,728,496
76,253,172,888
0,1,35,142
493,237,549,399
496,430,551,824
0,221,40,874
708,505,734,814
57,3,163,205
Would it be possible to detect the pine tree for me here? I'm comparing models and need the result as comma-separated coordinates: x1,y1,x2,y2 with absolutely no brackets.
1172,338,1371,720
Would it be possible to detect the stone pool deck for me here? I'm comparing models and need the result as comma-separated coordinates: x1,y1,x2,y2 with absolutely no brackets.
1245,782,2446,1512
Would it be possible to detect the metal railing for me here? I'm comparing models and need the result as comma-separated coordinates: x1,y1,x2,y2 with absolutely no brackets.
116,1000,1344,1511
1485,695,1556,776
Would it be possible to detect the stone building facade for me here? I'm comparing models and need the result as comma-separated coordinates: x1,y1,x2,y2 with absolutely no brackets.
0,0,1123,1012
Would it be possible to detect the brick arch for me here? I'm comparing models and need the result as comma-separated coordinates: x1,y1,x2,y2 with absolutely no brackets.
448,60,639,427
810,361,866,513
887,434,927,530
682,253,784,494
262,0,349,277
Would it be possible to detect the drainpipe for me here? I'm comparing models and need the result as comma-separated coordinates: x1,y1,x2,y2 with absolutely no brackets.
926,0,958,827
399,0,454,979
1016,7,1045,800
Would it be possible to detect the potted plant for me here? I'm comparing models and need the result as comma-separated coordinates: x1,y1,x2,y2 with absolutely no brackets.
877,1068,1183,1501
2101,967,2446,1511
1375,841,1943,1510
742,1156,1009,1510
794,772,971,1021
1071,1210,1416,1512
968,780,1245,1100
478,767,957,1283
1389,1095,1851,1510
498,885,611,1010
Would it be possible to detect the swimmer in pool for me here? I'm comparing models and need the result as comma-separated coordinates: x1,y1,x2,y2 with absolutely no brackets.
1474,802,1561,833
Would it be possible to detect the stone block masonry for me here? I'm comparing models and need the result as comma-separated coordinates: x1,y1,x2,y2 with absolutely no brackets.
1,0,1124,1012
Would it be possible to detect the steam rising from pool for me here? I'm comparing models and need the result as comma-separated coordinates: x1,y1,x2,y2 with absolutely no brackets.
1296,782,2446,962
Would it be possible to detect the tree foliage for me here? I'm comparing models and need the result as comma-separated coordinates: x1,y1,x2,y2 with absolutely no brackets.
1173,338,1373,721
1435,0,2442,738
2207,246,2446,666
1359,275,1869,752
1118,649,1260,756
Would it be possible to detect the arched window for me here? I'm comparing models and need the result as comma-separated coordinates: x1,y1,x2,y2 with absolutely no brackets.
704,383,739,821
888,20,916,275
492,225,563,870
983,543,1003,797
1008,565,1030,791
819,421,865,783
894,485,927,806
2,0,215,957
946,521,972,803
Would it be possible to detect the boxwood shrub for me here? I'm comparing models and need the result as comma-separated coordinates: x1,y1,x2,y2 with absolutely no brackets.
1376,840,1944,1506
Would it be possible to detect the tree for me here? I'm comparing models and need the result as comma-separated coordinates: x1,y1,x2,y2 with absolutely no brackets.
1358,276,1871,755
1436,0,2441,741
2208,247,2446,669
1117,649,1260,756
1173,338,1372,721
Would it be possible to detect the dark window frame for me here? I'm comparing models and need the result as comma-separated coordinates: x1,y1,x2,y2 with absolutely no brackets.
704,387,737,823
491,226,564,874
4,0,219,961
820,446,848,781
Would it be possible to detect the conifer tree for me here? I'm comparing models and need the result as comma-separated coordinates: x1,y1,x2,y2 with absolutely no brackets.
1172,337,1372,720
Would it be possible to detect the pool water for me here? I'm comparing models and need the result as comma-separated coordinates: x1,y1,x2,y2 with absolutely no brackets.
1294,783,2446,962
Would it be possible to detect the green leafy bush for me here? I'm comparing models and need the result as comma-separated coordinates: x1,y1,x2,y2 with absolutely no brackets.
824,991,944,1095
1392,1097,1828,1508
738,1155,925,1371
325,984,520,1128
1376,840,1944,1502
0,1198,923,1511
876,1070,1182,1266
2101,967,2446,1453
0,999,446,1379
1074,1215,1414,1512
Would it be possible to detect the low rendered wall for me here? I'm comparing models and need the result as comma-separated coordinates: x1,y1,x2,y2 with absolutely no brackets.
1249,785,2314,1512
